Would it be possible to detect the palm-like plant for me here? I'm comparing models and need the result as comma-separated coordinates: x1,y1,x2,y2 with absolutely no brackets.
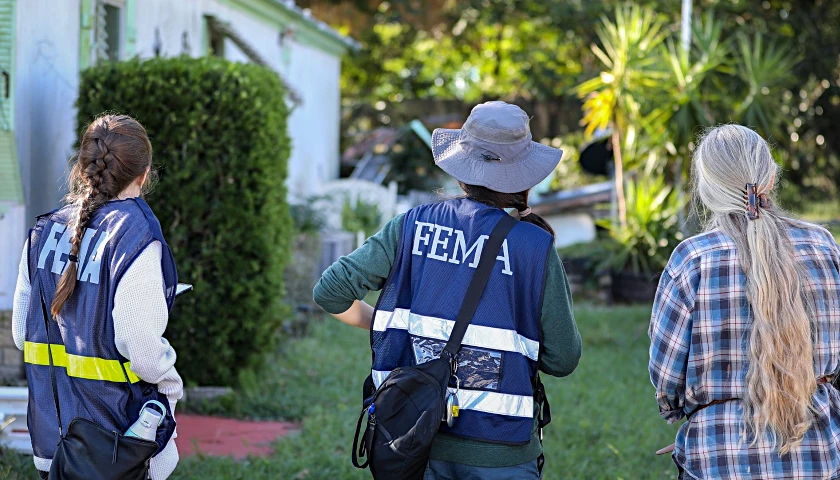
663,11,729,151
734,33,800,137
659,12,730,233
577,4,669,227
597,171,686,275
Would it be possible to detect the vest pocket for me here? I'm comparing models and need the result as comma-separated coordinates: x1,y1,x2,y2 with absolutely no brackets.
411,336,502,391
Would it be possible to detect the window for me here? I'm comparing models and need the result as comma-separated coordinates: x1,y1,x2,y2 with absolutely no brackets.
206,17,225,58
103,3,121,61
94,0,124,62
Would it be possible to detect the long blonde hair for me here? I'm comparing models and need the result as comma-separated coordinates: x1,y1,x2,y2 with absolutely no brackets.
692,124,815,454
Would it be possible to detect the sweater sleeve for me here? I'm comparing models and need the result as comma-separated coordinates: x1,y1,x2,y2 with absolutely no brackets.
539,249,582,377
313,213,405,314
12,242,30,351
112,241,183,401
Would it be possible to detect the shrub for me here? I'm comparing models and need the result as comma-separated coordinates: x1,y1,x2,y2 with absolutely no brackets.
596,174,685,276
341,198,382,238
76,56,293,386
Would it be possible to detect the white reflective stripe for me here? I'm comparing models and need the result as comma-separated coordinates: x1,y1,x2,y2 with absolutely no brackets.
372,369,391,387
448,387,533,418
371,369,532,418
373,308,409,331
372,308,539,361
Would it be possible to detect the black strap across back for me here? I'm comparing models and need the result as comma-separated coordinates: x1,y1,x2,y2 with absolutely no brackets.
442,213,518,360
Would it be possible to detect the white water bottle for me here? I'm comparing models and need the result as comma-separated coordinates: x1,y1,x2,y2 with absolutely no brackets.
125,400,166,440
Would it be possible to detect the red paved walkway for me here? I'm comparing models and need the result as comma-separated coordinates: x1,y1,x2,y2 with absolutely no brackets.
174,414,299,459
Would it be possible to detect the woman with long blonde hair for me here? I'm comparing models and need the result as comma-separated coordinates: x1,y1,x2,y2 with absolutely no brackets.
649,124,840,479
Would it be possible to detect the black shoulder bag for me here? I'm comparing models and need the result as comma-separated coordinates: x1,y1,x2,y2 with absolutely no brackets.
351,214,518,480
38,289,160,480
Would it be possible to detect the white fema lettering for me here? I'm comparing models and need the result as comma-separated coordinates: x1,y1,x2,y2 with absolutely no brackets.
412,221,512,275
37,223,111,285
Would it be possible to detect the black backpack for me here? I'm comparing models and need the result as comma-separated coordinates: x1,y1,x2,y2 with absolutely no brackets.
351,214,518,479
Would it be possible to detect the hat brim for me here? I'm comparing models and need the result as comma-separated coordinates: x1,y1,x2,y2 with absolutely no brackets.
431,128,563,194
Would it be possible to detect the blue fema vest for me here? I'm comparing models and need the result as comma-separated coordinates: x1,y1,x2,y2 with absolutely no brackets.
371,198,553,445
24,198,178,460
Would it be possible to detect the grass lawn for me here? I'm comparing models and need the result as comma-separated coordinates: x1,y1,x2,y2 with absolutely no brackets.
0,303,680,479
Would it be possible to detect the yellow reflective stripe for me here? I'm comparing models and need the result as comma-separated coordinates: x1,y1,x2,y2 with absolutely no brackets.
24,341,140,383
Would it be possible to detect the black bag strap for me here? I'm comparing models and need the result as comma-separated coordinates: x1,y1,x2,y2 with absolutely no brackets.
351,407,370,469
442,213,518,360
39,288,64,437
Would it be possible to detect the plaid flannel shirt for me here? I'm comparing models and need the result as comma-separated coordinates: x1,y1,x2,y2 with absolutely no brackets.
649,224,840,479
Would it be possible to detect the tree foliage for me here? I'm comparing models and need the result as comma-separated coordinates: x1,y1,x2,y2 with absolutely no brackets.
303,0,839,202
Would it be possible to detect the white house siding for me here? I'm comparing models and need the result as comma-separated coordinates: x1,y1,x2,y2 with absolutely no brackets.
284,43,340,198
545,212,597,249
0,203,25,309
0,1,347,309
15,0,80,229
1,0,81,310
133,0,342,199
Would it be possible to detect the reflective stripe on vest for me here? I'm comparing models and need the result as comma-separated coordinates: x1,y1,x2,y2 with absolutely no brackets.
373,308,540,361
24,342,141,383
370,369,534,417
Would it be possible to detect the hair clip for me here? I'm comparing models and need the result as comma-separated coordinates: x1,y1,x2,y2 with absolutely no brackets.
68,254,79,263
745,183,759,220
481,153,502,162
757,193,770,209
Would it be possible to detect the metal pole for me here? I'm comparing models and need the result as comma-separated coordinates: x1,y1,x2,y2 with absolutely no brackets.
680,0,692,55
677,0,692,233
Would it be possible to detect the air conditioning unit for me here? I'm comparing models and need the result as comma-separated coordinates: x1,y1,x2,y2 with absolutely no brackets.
0,387,31,453
317,231,355,275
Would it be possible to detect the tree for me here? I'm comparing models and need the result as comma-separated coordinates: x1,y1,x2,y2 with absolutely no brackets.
304,0,839,205
576,5,669,227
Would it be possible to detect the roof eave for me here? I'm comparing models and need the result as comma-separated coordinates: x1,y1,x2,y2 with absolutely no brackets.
218,0,358,56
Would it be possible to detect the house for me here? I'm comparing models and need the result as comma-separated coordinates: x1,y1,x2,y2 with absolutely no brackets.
531,181,613,248
0,0,354,345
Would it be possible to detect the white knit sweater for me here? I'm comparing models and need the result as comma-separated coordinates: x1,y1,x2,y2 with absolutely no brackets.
12,241,183,479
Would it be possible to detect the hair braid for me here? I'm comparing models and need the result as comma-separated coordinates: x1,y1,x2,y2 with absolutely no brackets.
51,148,111,317
50,114,154,317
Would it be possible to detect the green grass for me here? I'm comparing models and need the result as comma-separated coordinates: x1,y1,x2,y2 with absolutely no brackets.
795,199,840,224
0,304,680,479
0,447,35,480
828,223,839,242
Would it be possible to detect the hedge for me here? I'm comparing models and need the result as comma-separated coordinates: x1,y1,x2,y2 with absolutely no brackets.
76,56,293,386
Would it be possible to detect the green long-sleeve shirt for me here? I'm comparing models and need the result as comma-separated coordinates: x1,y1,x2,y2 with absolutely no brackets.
313,212,581,467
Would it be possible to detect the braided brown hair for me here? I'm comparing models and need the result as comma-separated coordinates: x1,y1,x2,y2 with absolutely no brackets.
458,182,555,237
52,114,155,317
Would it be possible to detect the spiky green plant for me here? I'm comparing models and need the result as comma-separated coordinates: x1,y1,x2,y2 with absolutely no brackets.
597,172,686,275
577,4,669,227
734,33,800,137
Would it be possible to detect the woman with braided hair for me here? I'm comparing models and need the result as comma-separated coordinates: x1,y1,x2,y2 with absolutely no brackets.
11,115,182,479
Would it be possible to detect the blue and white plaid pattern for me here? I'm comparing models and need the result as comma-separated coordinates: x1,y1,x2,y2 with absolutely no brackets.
650,225,840,479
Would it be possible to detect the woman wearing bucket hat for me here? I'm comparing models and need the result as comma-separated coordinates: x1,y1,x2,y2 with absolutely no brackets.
315,101,581,479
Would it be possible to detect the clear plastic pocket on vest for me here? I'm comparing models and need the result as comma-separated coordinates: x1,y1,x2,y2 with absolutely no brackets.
410,336,502,391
